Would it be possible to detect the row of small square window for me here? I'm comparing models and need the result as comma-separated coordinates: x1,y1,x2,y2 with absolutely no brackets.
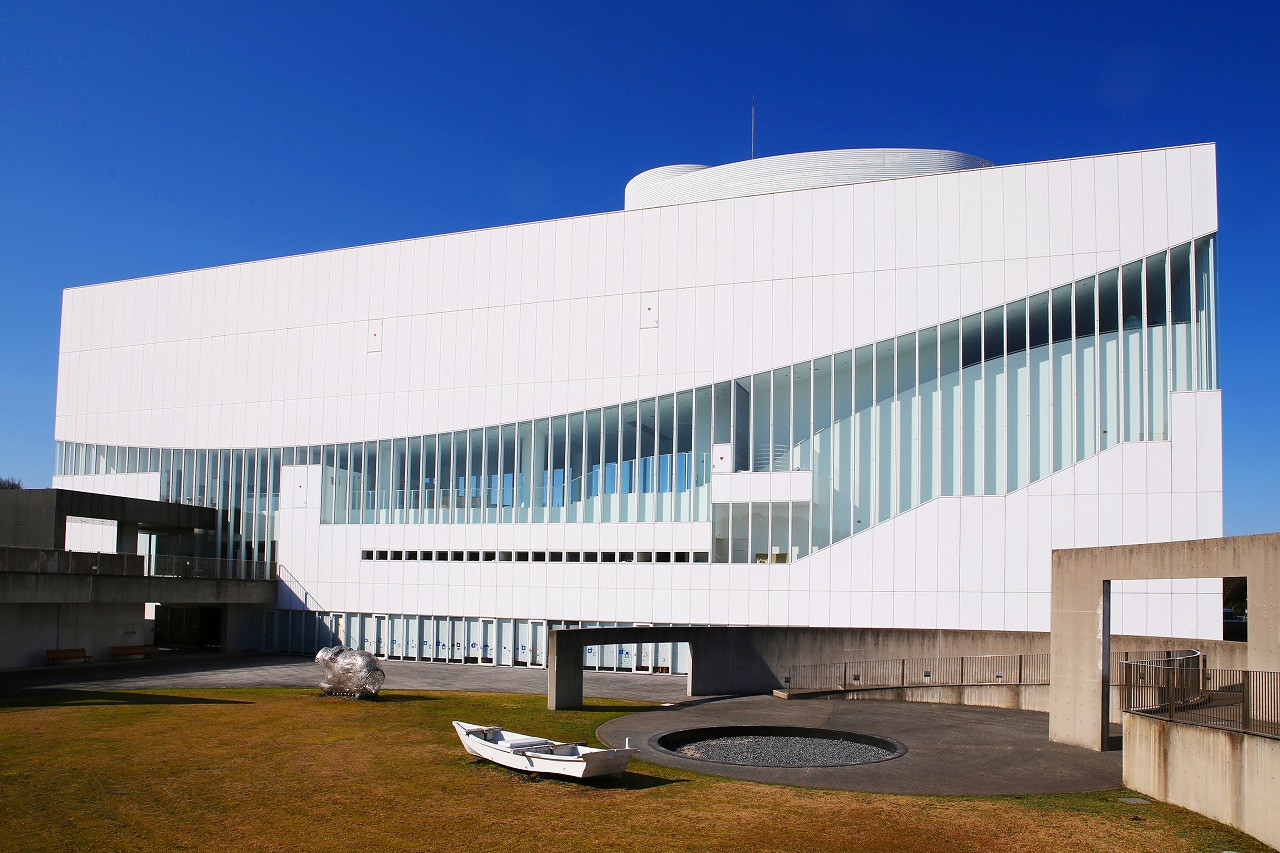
359,549,711,564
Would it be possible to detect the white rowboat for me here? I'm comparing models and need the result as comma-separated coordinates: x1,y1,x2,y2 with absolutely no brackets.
453,720,637,778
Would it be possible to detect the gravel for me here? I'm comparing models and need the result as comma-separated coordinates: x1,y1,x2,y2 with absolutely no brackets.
674,734,893,767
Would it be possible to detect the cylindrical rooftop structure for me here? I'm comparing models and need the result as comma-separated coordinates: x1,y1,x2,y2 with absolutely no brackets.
624,148,995,210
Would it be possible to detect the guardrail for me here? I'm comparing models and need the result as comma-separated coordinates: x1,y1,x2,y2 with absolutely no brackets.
0,547,274,581
151,554,276,581
0,546,144,575
1121,655,1280,740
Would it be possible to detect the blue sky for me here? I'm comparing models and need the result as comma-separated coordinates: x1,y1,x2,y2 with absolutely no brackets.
0,2,1276,535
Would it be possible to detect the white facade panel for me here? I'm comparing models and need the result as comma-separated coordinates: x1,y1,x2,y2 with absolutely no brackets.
52,144,1223,650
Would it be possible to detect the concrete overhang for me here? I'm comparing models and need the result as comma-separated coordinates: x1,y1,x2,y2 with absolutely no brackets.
0,572,276,606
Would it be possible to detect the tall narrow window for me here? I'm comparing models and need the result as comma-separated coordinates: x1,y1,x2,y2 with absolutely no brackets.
654,398,674,521
896,333,917,513
874,340,895,521
1028,292,1051,482
1122,262,1145,442
1169,243,1193,393
1050,286,1074,472
390,438,407,524
692,388,712,521
1075,277,1097,462
406,437,421,523
730,502,750,563
601,407,619,523
1194,235,1218,390
550,416,567,522
1145,252,1169,441
532,419,550,523
960,314,983,494
733,379,751,473
566,413,584,523
436,433,452,524
750,502,769,564
834,349,855,540
712,503,730,563
751,372,772,473
772,367,791,472
638,400,656,521
791,362,812,471
500,424,516,523
619,404,637,522
811,356,833,549
583,410,601,523
675,391,693,521
917,326,939,502
468,429,484,524
422,435,437,524
982,308,1004,495
452,431,468,524
1097,269,1121,452
713,381,733,445
939,320,962,495
1005,300,1028,490
516,421,533,523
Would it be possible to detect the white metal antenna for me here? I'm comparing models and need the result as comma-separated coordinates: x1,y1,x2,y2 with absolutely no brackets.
751,95,756,159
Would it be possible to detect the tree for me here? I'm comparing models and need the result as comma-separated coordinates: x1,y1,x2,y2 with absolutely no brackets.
0,477,22,490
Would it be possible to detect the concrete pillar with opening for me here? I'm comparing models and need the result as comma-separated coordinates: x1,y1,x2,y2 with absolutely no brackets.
1049,533,1280,751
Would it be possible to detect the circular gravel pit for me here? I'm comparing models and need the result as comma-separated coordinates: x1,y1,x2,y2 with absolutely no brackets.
651,726,906,768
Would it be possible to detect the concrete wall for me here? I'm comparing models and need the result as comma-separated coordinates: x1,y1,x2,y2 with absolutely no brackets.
1124,713,1279,850
691,627,1246,696
0,601,148,667
548,624,1246,707
1051,532,1280,751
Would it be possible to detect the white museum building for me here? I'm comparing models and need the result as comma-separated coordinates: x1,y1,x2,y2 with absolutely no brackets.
51,144,1224,673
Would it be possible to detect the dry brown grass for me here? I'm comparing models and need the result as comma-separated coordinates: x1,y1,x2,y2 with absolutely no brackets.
0,688,1265,852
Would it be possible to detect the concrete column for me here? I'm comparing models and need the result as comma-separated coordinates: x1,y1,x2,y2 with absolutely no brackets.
115,522,139,555
547,630,583,710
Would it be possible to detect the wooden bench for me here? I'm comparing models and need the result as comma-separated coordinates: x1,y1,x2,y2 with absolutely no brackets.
111,645,149,660
46,648,91,665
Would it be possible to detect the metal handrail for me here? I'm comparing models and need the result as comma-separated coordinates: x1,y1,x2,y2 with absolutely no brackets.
1121,658,1279,741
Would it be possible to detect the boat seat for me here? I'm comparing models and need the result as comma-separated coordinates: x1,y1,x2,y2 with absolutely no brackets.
499,736,555,750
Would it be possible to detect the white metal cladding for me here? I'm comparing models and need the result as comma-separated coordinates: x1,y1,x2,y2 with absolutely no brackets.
624,148,995,210
52,144,1224,642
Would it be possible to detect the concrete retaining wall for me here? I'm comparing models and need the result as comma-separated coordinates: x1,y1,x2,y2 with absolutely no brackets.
789,684,1161,721
687,626,1245,696
1123,713,1279,850
0,602,149,668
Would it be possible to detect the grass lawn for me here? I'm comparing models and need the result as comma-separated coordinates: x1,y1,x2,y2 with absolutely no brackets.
0,688,1265,852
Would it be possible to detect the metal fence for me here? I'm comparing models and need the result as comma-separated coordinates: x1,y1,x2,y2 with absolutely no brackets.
0,547,274,581
788,653,1051,691
151,554,275,581
1121,656,1280,741
0,546,144,575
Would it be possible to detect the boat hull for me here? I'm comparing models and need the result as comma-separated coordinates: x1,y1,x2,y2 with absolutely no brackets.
453,721,635,779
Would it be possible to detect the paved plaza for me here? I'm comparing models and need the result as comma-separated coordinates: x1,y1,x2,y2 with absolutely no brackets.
598,695,1123,795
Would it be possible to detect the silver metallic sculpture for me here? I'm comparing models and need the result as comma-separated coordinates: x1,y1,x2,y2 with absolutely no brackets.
315,646,386,698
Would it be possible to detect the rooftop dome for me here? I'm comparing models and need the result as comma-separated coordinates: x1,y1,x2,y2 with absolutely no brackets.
624,148,995,210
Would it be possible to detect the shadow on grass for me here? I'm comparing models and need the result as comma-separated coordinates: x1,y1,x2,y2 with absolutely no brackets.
370,693,438,704
584,769,685,790
0,689,252,708
467,759,685,791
